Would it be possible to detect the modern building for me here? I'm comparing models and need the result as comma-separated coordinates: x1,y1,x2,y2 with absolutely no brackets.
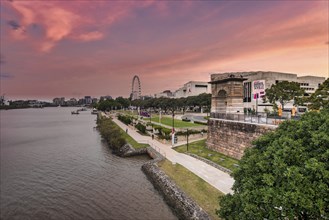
154,90,173,98
297,76,324,95
53,97,65,106
84,96,92,105
66,98,78,106
173,81,211,98
100,95,113,101
210,71,326,113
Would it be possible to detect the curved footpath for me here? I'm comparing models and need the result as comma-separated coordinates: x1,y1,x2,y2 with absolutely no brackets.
111,116,234,194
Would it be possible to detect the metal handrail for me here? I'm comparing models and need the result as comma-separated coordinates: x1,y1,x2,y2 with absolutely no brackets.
209,112,295,125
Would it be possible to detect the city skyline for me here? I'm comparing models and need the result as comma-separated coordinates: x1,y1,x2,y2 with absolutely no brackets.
1,0,328,100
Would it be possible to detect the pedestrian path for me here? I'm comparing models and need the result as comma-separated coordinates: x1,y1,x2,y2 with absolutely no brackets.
111,116,234,194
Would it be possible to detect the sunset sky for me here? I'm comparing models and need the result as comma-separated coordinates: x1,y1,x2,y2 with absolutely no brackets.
1,0,328,100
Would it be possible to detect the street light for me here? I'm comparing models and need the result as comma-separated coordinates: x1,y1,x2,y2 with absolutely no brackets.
149,108,153,135
172,112,175,146
186,128,189,152
172,112,175,133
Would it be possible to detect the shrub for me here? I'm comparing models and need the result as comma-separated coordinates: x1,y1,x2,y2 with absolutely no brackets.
97,116,127,151
193,121,207,125
118,114,132,125
176,130,201,136
135,123,146,134
153,125,171,140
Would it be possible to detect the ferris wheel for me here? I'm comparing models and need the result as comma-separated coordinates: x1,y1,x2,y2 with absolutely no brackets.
131,75,141,100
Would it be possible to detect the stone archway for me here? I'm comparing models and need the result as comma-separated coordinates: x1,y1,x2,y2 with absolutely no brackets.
218,89,227,97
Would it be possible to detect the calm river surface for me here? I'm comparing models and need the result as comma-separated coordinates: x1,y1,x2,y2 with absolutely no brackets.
0,108,177,220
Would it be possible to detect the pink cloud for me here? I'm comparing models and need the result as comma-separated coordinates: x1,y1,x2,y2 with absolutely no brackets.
6,1,163,52
9,1,79,51
76,31,104,42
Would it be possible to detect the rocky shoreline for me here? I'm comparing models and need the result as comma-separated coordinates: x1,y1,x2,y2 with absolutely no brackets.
119,145,210,220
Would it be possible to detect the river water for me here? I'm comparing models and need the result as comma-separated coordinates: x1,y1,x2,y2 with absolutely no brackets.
0,108,177,220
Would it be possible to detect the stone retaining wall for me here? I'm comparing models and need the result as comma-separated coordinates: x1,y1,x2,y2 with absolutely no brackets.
142,161,210,220
119,145,210,219
118,144,149,157
207,119,275,159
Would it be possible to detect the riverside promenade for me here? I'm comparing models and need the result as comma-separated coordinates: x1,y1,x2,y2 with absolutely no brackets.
111,116,234,194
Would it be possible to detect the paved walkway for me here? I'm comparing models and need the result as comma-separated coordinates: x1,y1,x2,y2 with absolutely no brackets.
111,115,234,194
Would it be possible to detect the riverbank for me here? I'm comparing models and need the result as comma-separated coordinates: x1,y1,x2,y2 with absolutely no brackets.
97,114,217,219
140,147,211,220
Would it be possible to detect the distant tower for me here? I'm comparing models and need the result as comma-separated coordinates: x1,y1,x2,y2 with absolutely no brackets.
131,75,141,100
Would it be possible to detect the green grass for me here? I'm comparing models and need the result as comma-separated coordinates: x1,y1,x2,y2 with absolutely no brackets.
145,116,203,128
174,139,239,171
115,123,149,149
158,160,223,220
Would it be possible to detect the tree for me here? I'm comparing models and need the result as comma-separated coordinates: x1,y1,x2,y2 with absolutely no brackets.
96,99,119,111
264,81,304,110
308,78,329,111
217,109,329,219
198,93,211,115
115,97,130,109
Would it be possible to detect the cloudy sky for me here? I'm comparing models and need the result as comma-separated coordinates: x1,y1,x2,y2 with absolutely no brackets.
1,0,328,100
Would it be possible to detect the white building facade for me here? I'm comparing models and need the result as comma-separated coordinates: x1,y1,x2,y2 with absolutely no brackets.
211,71,326,113
173,81,211,98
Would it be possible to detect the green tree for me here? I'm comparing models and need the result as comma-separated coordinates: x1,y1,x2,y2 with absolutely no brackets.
308,78,329,110
264,81,304,110
97,117,127,151
115,96,130,109
198,93,211,115
217,109,329,219
97,99,119,111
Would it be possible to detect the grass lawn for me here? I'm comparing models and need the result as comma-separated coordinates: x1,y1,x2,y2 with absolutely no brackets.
174,139,239,171
146,116,203,128
158,160,223,219
114,123,148,149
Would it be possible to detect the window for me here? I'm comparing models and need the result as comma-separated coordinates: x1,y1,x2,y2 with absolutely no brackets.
243,82,252,102
195,85,208,88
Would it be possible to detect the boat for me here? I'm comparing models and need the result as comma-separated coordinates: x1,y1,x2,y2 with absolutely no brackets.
71,111,79,115
91,108,98,115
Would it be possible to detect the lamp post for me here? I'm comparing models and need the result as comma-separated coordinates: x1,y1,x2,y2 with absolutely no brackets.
172,112,175,133
172,112,175,146
149,108,153,134
186,129,189,152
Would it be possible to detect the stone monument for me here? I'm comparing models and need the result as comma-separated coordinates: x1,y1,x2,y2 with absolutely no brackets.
209,74,246,114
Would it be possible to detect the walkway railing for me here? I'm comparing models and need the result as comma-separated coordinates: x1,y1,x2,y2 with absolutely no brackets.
147,140,167,158
210,112,300,125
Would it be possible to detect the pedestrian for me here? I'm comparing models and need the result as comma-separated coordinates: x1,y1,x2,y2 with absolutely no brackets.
126,128,128,133
152,134,154,140
201,131,203,137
